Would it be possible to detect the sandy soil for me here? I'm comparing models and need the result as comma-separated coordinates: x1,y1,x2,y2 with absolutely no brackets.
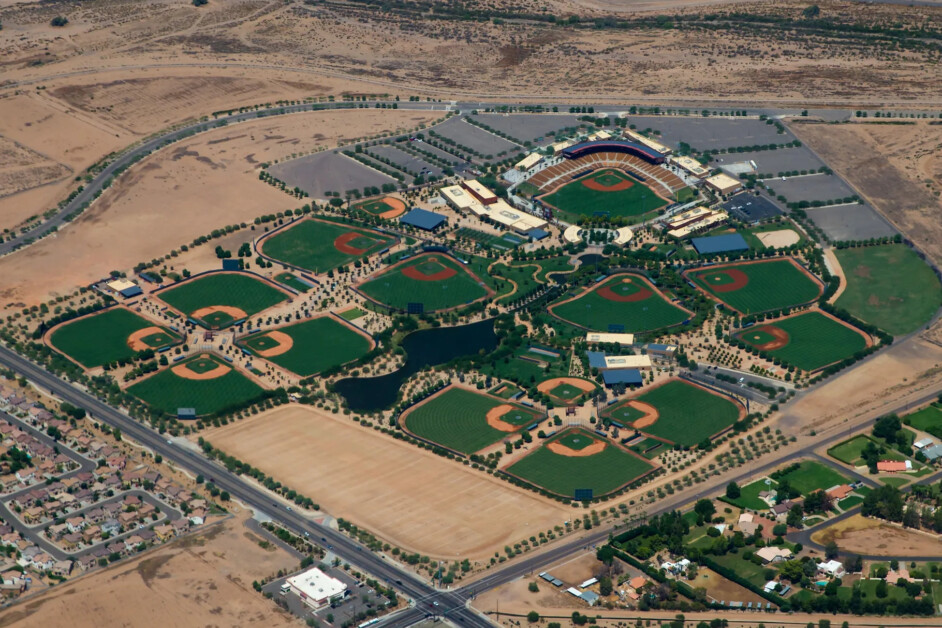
812,514,941,557
756,228,800,248
0,108,441,309
0,511,297,628
201,405,571,560
824,247,848,303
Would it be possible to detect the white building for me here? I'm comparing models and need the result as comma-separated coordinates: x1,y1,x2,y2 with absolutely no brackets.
286,567,347,609
817,560,845,578
585,332,635,346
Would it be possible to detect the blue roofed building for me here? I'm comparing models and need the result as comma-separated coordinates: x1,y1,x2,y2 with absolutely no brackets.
400,208,447,231
602,369,643,387
691,233,750,255
587,351,607,370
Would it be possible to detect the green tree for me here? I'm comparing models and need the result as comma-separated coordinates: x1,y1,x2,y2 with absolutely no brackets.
725,481,740,499
527,611,540,623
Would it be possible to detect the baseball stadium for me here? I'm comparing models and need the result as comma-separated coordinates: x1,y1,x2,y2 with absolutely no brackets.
733,310,871,372
686,258,823,314
505,428,655,498
237,315,374,377
400,386,543,455
354,196,408,220
155,272,289,329
549,273,691,333
602,379,744,447
260,217,397,273
355,252,491,312
48,307,181,369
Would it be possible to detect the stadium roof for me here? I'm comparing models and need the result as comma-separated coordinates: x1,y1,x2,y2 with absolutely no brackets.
602,369,643,386
400,208,446,231
561,140,666,164
692,233,750,255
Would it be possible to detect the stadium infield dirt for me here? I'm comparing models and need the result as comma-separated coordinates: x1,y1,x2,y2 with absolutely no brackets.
536,377,596,395
171,360,230,381
191,305,248,323
254,331,294,357
379,197,407,219
486,404,524,432
546,438,607,457
596,275,653,302
201,405,570,559
401,257,458,281
744,324,790,351
622,400,660,429
126,326,170,352
334,231,374,255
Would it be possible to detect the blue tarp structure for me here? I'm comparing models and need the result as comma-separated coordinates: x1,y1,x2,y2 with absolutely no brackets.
691,233,750,255
400,208,446,231
602,369,643,386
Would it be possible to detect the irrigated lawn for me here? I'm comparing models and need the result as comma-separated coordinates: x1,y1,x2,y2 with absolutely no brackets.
835,244,942,336
403,388,539,454
828,435,878,466
50,308,178,368
262,218,395,272
275,272,312,293
721,478,778,511
358,254,488,312
905,403,942,440
127,356,265,416
157,273,287,320
550,274,690,332
776,460,850,496
737,311,868,371
633,380,741,446
507,431,653,497
690,259,822,314
541,169,668,222
241,317,372,376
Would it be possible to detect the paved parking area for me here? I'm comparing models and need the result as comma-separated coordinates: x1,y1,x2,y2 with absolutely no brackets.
369,145,442,177
627,116,795,151
470,114,583,143
713,146,825,175
721,193,783,222
432,117,521,156
765,174,856,203
263,562,392,624
411,141,465,166
269,151,397,198
805,203,897,241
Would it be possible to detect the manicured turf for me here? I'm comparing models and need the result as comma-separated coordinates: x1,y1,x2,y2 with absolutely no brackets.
240,317,372,376
338,307,367,321
690,259,822,314
735,311,868,371
721,478,778,511
275,272,312,293
828,435,878,466
490,383,523,399
262,218,395,272
157,274,287,322
835,244,942,336
506,430,653,497
403,388,539,454
541,169,668,222
775,460,849,496
628,437,665,459
127,355,265,416
605,404,646,424
550,274,689,332
905,403,942,439
356,197,403,216
358,254,488,312
549,382,584,401
630,380,741,446
50,308,178,368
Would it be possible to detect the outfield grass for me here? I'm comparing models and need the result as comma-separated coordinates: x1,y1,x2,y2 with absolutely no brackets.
127,355,265,416
478,346,568,384
835,244,942,336
690,259,822,314
358,254,488,312
241,317,372,376
828,435,877,466
629,437,666,459
776,460,849,495
507,431,653,497
541,169,667,222
403,388,538,454
550,274,689,332
721,478,778,511
632,380,741,446
262,218,395,272
50,308,178,368
157,273,287,320
736,311,868,371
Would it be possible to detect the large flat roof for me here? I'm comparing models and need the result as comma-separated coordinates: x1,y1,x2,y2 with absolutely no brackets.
287,567,346,603
400,208,447,230
585,332,635,345
602,369,643,385
692,233,750,255
440,185,478,209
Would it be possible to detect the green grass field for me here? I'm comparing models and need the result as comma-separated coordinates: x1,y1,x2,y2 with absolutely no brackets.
262,218,395,272
358,254,488,312
50,308,179,368
403,388,539,454
905,403,942,439
355,197,404,217
157,273,287,324
275,272,312,293
629,380,741,446
548,382,584,401
506,430,653,497
240,317,372,376
550,274,689,332
541,169,668,222
735,311,868,371
628,437,666,459
338,307,367,321
775,460,849,495
835,244,942,336
721,478,778,510
127,355,265,416
828,435,878,466
690,259,822,314
455,227,525,250
490,383,523,399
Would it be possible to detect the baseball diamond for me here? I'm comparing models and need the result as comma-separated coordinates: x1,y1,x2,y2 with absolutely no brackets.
538,168,668,223
49,308,180,369
688,258,823,314
357,253,490,312
156,273,288,328
261,217,396,273
239,316,373,377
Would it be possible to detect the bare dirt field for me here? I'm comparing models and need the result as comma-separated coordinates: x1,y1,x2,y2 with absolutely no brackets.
201,405,571,560
0,108,441,309
0,511,297,628
812,514,940,557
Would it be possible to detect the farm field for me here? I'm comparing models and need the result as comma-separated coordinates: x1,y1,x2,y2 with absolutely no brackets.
506,429,653,497
689,258,822,314
49,307,179,368
358,253,488,311
540,169,667,222
402,387,540,454
156,273,287,328
734,311,868,371
775,460,850,495
834,244,942,336
605,380,742,447
550,273,689,332
127,354,266,416
261,218,395,272
240,316,372,377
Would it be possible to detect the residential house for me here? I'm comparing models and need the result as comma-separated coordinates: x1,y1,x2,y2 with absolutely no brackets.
738,513,759,536
756,546,792,564
30,552,54,572
0,570,22,587
877,460,912,473
82,525,101,543
189,509,206,526
885,568,910,584
818,560,845,578
124,534,145,552
101,519,121,536
66,516,86,533
118,511,139,527
153,524,175,542
52,560,73,577
61,533,82,551
23,506,44,524
826,484,853,501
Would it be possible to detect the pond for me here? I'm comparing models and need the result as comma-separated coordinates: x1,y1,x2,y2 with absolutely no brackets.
333,319,497,412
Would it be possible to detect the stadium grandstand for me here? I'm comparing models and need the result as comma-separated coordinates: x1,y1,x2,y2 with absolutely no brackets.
561,140,666,165
526,151,686,198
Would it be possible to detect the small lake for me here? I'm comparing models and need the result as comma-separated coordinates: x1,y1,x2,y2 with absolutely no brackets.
333,319,497,412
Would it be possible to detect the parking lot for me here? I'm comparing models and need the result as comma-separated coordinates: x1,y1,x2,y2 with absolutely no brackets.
805,203,897,241
470,113,583,144
626,116,796,151
432,117,521,157
721,192,783,222
369,144,442,177
765,173,857,204
269,150,397,198
712,146,825,175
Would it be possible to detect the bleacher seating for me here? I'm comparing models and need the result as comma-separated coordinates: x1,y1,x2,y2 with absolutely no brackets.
526,152,686,198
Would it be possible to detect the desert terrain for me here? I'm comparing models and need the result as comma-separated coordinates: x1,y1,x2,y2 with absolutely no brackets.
812,514,942,558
